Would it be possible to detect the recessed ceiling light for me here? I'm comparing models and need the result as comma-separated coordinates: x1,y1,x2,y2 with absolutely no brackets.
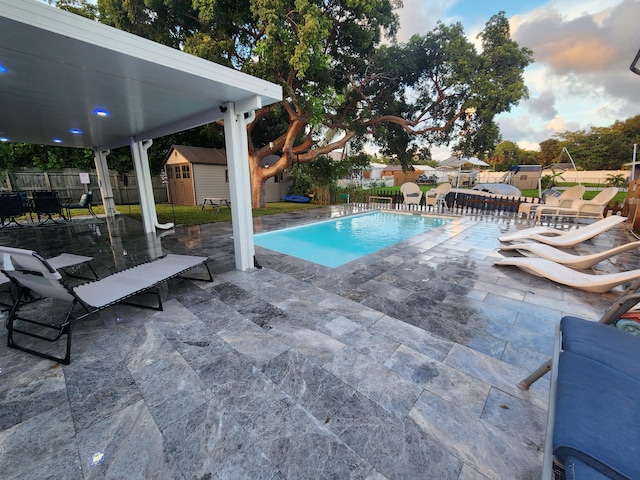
53,138,63,143
93,108,110,117
70,128,83,134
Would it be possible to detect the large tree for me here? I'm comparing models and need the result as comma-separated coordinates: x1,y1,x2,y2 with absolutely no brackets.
98,1,533,207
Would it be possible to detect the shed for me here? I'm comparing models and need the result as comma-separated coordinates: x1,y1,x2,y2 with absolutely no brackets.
511,165,542,189
163,145,290,206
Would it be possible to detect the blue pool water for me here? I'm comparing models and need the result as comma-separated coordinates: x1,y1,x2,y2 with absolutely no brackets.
254,211,451,268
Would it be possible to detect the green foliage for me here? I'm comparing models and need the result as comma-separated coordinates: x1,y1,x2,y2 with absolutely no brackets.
60,2,532,207
542,168,565,189
539,139,561,167
606,173,628,188
304,155,342,189
288,163,314,195
0,143,94,170
52,0,98,19
548,115,640,170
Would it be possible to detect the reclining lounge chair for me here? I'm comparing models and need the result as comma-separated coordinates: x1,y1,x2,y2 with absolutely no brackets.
517,185,585,219
1,246,213,364
498,215,627,247
516,278,640,478
499,241,640,270
494,256,640,293
534,187,619,224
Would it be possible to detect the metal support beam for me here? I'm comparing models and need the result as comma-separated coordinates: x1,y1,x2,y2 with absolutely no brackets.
222,96,261,271
93,149,117,218
130,138,174,233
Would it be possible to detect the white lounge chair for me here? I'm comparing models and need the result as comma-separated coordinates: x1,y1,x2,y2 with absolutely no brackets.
517,185,586,218
499,241,640,270
494,256,640,293
1,246,212,364
400,182,423,205
534,187,619,223
498,215,627,247
425,183,451,211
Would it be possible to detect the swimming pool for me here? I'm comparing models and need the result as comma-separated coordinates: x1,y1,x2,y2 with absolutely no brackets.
254,211,451,268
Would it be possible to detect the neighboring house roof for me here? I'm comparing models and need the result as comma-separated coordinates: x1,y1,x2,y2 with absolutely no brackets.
165,145,228,166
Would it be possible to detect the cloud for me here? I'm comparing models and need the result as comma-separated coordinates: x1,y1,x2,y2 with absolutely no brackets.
496,115,538,144
527,91,557,120
496,112,580,150
508,0,640,148
546,115,580,135
512,1,639,76
392,0,640,154
393,0,453,42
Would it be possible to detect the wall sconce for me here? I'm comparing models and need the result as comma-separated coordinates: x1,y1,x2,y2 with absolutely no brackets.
631,48,640,75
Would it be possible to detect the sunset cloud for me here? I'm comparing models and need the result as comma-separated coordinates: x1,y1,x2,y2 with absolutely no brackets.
392,0,639,155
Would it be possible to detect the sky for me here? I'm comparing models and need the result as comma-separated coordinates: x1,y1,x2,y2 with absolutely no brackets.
394,0,640,160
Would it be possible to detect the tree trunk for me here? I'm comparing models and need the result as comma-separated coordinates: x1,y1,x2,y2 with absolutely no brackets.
251,168,268,208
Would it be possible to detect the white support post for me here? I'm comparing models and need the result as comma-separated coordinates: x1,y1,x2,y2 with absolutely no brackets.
222,97,260,271
130,138,174,233
93,149,118,218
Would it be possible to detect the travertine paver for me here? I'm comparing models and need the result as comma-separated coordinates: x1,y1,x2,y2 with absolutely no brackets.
0,209,629,479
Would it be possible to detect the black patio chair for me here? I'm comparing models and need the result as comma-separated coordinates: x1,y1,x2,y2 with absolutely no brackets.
65,190,98,219
32,190,67,224
0,193,27,227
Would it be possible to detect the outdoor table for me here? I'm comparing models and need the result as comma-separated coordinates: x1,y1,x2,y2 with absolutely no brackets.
201,197,231,213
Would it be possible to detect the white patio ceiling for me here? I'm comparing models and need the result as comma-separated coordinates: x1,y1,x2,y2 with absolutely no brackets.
0,0,282,150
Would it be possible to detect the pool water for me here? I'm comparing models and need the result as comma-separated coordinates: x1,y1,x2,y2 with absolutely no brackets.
254,211,451,268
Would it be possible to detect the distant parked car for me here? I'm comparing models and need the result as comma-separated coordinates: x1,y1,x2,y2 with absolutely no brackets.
416,174,437,185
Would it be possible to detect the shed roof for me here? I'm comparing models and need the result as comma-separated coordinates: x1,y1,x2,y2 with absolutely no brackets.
166,145,228,166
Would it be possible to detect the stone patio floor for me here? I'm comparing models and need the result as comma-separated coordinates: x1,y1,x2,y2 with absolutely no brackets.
0,206,637,479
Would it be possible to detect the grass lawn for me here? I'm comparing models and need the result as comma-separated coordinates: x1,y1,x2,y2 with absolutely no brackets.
82,202,319,227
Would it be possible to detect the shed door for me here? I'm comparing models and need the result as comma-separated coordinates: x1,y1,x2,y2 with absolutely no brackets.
167,163,195,206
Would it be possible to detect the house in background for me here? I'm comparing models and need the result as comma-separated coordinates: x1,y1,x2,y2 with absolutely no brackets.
163,145,290,206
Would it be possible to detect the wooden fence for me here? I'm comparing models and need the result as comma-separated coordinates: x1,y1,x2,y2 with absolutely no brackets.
1,169,168,204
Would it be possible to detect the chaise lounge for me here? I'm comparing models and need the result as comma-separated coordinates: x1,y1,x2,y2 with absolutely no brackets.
517,184,585,219
542,316,640,479
1,246,213,364
499,241,640,270
534,187,619,224
494,256,640,293
498,215,627,246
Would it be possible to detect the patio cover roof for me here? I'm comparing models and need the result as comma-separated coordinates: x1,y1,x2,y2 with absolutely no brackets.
0,0,283,272
0,0,282,150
